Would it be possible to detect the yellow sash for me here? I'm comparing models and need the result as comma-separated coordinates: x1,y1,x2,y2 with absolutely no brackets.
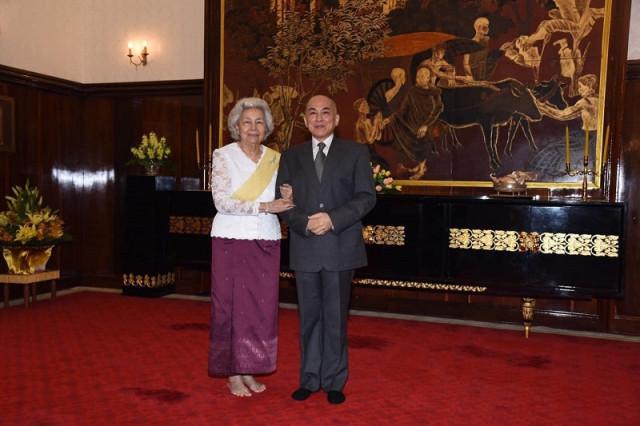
231,147,280,201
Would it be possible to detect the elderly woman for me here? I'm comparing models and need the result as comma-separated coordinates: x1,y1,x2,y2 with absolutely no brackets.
208,97,294,397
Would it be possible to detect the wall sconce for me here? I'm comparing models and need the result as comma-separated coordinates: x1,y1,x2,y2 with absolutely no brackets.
127,41,149,67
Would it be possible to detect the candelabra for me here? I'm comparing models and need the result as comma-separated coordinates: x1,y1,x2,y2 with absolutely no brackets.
565,156,597,201
564,126,599,201
195,127,214,191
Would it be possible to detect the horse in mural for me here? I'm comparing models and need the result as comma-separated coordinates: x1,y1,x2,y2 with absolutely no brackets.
437,78,568,170
438,78,542,170
502,78,569,158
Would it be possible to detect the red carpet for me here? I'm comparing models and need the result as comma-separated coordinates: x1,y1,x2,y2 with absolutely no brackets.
1,291,639,425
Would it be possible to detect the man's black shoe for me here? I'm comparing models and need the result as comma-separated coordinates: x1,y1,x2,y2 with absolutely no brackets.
327,391,345,404
291,388,313,401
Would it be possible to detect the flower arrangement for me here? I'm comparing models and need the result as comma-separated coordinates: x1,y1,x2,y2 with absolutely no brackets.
128,132,171,174
0,181,68,247
372,163,402,194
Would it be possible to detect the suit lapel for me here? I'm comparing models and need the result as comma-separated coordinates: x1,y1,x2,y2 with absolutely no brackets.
299,141,321,187
320,138,343,186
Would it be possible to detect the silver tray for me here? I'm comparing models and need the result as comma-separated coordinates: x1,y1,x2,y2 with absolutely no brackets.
493,182,527,193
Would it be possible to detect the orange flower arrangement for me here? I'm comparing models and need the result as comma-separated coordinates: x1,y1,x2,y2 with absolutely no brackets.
0,181,68,246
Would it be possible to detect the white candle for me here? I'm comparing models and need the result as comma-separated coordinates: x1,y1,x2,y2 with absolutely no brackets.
565,126,570,165
584,128,589,158
196,128,200,165
208,123,213,155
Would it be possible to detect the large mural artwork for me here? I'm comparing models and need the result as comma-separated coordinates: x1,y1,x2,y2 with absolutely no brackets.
220,0,613,188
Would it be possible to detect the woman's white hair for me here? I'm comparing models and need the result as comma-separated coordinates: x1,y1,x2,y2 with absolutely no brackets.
227,97,274,141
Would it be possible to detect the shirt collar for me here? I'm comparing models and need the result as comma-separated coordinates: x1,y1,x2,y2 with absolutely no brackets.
312,135,334,152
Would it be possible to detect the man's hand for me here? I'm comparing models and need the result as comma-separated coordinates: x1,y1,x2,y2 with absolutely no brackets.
307,212,333,235
280,184,293,201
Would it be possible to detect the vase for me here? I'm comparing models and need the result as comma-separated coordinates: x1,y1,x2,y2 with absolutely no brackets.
2,246,53,275
144,163,161,176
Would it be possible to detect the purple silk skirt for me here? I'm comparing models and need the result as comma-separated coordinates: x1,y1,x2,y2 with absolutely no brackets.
208,237,280,376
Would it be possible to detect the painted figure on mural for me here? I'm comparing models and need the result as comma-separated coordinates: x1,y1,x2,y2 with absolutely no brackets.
382,66,443,179
353,98,384,145
537,73,599,132
463,17,499,81
366,67,410,148
420,44,474,87
554,37,580,96
353,97,388,168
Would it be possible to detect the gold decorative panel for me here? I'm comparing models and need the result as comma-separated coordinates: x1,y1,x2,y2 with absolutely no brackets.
362,225,405,246
122,272,175,288
169,216,212,235
281,223,403,245
449,228,619,257
279,272,485,293
183,217,405,246
519,232,541,253
354,278,486,292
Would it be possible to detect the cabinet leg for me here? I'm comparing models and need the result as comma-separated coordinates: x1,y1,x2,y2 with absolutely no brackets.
522,298,536,338
51,280,57,300
3,284,8,308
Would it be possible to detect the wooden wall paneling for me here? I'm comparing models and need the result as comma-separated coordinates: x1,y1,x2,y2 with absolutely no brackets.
204,0,221,152
1,65,204,292
601,5,634,203
112,97,140,280
40,91,84,279
135,96,203,181
179,97,206,181
138,97,182,177
78,97,116,278
0,78,83,294
610,63,640,334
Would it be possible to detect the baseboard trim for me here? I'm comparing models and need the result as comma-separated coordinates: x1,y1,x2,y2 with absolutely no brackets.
10,286,634,342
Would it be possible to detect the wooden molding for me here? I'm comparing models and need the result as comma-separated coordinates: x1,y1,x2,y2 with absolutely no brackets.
627,60,640,81
85,80,203,96
0,64,82,94
0,64,203,96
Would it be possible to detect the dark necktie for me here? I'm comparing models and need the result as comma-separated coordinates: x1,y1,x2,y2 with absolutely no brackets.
314,142,326,181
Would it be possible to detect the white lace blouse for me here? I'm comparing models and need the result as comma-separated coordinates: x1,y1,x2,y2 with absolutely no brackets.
210,143,281,240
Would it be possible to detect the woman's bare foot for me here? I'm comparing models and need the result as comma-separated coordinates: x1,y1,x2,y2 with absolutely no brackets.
242,375,266,393
227,375,251,397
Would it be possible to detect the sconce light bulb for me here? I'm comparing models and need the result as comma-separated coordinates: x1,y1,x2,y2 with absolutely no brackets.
127,40,149,67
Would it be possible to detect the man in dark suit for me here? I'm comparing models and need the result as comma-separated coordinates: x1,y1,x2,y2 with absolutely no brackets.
276,95,376,405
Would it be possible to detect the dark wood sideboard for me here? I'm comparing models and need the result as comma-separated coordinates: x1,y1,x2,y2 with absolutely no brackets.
123,176,625,334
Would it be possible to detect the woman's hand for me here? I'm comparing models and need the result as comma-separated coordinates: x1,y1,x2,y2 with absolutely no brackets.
280,183,293,201
267,198,295,213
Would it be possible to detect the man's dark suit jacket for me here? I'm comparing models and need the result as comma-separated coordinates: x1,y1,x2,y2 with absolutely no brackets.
276,138,376,272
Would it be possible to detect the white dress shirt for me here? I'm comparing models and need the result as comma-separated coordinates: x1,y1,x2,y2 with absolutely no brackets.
312,134,334,159
209,143,281,240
